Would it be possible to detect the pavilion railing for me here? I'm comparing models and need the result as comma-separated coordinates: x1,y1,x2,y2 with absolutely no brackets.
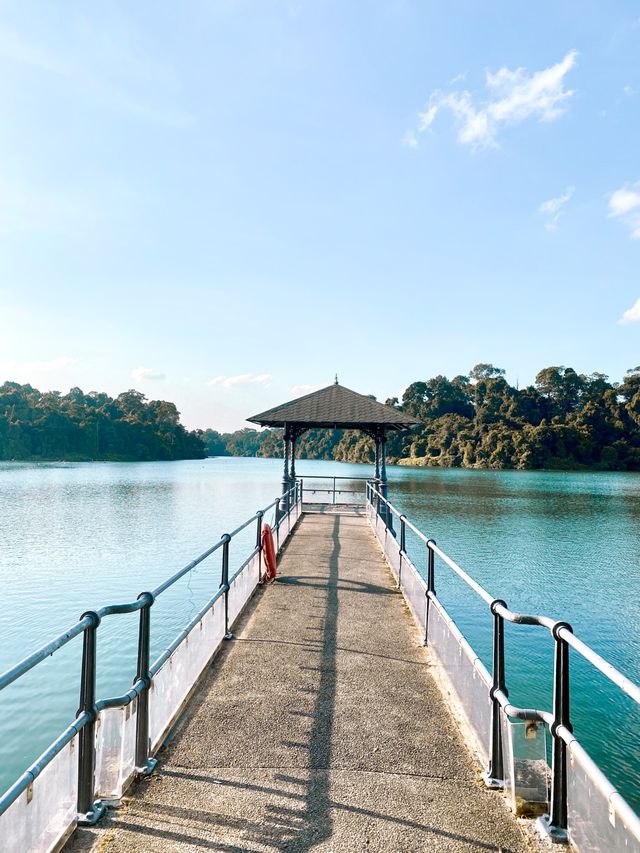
366,482,640,852
299,474,370,506
0,482,303,853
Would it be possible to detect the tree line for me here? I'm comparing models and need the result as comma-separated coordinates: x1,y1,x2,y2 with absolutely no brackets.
0,382,206,461
204,364,640,471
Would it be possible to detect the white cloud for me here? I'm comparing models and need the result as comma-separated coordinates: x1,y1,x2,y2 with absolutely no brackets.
623,84,635,96
412,50,578,148
619,298,640,324
208,373,272,389
0,25,66,73
31,356,75,372
131,366,166,382
290,384,322,396
0,23,192,127
539,186,575,231
0,355,76,381
403,130,418,149
0,177,84,237
608,183,640,239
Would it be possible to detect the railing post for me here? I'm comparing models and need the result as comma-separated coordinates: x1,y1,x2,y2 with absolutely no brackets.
134,591,156,775
398,515,406,589
539,622,573,843
484,599,507,789
256,511,264,583
332,477,336,505
275,500,280,551
77,611,105,824
221,534,233,640
424,540,435,645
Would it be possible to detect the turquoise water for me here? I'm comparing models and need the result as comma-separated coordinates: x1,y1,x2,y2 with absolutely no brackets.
0,459,639,812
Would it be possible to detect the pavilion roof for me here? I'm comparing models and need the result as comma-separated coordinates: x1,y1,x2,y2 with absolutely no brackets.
248,382,420,432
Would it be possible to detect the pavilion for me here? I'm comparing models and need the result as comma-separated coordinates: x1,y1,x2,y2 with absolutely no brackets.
248,379,420,509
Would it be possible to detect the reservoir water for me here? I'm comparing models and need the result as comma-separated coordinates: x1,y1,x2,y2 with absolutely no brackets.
1,458,639,812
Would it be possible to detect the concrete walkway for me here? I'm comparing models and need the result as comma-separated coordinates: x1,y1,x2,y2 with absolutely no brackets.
70,514,531,853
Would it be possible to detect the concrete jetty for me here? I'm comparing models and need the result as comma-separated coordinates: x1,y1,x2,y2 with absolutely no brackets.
69,513,529,852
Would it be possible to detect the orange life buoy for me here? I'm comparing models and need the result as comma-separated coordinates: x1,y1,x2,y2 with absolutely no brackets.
261,524,277,582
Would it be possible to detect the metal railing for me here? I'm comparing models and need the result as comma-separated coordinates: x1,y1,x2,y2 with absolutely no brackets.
366,482,640,848
0,481,303,850
300,474,370,505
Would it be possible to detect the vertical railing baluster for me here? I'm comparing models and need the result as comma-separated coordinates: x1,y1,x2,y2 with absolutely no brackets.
484,599,507,789
221,534,233,639
275,499,280,551
424,540,435,645
77,611,105,824
541,622,573,842
256,510,264,583
134,592,156,775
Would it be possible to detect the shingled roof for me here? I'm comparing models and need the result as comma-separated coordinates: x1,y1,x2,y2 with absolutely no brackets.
248,382,420,432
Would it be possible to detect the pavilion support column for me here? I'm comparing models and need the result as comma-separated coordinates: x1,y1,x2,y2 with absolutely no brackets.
374,431,382,518
282,427,290,512
379,429,393,532
290,435,296,486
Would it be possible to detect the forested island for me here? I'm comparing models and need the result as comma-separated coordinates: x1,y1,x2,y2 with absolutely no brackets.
204,365,640,471
0,382,205,461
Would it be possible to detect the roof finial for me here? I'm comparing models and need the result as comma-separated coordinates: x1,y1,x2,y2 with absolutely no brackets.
334,373,339,385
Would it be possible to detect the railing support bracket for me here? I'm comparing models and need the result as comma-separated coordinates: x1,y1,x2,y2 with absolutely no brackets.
536,814,568,845
77,801,107,827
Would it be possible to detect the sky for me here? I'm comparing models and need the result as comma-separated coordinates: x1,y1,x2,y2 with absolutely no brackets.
1,1,639,431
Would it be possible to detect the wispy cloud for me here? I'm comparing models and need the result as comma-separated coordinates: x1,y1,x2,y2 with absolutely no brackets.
290,384,322,396
619,298,640,324
0,25,66,73
0,169,136,238
208,373,272,389
0,355,76,379
131,366,166,382
539,186,575,231
0,23,192,127
0,176,83,237
608,182,640,239
402,130,418,150
411,50,578,149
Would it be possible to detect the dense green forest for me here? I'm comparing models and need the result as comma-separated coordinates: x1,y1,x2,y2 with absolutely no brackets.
0,382,205,461
204,364,640,471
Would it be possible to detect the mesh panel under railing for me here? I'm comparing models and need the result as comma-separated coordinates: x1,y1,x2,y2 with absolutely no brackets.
425,597,492,764
567,742,640,853
0,734,78,853
94,703,138,802
400,555,428,635
149,598,226,751
228,551,261,627
382,529,401,582
379,523,428,632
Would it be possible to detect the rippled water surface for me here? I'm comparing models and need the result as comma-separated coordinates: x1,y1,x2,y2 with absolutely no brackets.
1,459,638,811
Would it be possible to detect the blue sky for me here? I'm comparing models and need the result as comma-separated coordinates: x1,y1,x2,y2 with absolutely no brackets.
1,1,639,430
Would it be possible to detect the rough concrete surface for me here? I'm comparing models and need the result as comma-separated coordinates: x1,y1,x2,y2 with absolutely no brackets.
67,513,532,853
